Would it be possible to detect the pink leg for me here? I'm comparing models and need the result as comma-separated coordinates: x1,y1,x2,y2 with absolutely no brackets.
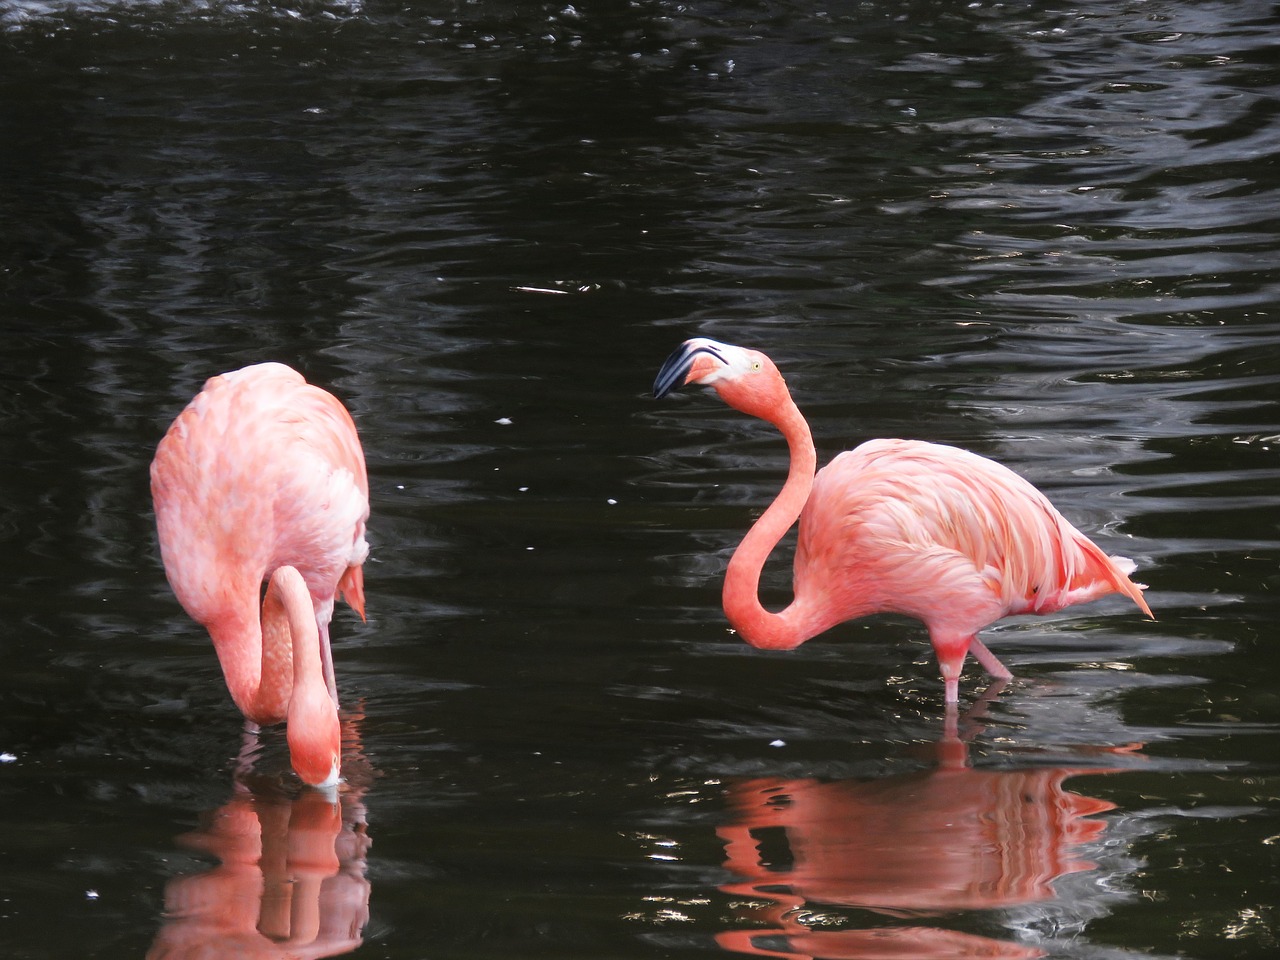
318,620,339,705
234,721,264,781
968,637,1012,680
933,632,1001,704
935,644,966,705
942,675,960,704
943,701,960,741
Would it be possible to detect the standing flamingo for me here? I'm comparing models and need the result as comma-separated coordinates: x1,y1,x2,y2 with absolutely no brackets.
151,362,370,787
653,338,1152,703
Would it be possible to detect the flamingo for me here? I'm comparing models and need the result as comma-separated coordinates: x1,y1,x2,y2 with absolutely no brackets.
151,362,370,787
653,338,1152,704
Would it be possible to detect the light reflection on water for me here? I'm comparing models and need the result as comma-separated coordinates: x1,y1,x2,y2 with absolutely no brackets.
1,0,1278,958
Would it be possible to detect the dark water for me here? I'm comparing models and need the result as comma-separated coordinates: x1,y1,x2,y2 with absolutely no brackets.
2,1,1278,957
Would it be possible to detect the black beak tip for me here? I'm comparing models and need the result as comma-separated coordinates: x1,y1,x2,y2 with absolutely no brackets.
652,369,682,399
653,340,728,400
652,342,694,399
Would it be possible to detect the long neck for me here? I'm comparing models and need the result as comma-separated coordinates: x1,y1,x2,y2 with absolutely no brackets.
272,565,342,787
263,566,325,708
722,396,820,650
207,567,319,726
208,586,281,725
212,566,340,786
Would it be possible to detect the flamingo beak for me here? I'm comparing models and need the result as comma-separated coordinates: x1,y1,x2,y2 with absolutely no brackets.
653,340,728,398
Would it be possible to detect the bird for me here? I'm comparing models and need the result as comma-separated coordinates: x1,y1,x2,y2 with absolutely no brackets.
151,362,370,787
653,338,1152,704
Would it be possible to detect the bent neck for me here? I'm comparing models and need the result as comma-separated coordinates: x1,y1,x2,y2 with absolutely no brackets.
209,589,281,723
208,567,339,786
207,568,328,723
272,567,341,787
722,397,820,650
265,566,324,694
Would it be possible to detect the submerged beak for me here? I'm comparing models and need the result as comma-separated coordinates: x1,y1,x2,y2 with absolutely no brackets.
653,340,728,398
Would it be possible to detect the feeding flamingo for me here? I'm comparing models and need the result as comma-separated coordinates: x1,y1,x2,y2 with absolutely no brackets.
653,338,1152,703
151,362,370,787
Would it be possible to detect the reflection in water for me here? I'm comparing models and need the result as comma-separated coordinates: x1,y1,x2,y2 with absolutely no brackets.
147,715,372,960
716,700,1136,960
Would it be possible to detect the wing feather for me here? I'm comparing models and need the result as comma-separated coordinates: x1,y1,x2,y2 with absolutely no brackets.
795,439,1148,626
152,363,370,625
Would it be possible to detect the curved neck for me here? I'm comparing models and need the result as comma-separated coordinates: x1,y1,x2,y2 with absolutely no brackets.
263,566,325,702
208,567,320,725
722,397,820,649
209,566,340,786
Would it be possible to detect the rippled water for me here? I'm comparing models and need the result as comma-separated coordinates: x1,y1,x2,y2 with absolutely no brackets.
2,1,1278,958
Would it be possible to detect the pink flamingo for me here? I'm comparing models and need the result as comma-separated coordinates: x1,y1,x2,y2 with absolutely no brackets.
654,338,1152,703
151,363,370,786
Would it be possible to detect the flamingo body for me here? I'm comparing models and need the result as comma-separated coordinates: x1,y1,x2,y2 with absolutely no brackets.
151,362,369,786
654,338,1151,703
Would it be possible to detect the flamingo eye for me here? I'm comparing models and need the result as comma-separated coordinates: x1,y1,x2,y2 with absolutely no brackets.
750,361,762,371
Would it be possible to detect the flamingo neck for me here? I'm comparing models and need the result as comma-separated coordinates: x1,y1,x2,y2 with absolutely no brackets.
209,567,340,787
271,567,342,787
207,587,284,724
262,567,324,702
722,397,821,650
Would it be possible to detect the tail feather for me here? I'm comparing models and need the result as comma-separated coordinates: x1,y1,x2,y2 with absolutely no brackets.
1072,538,1153,620
1109,554,1137,577
338,565,366,621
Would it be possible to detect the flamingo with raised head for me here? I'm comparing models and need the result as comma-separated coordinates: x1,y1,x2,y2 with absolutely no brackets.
151,362,370,787
653,338,1152,703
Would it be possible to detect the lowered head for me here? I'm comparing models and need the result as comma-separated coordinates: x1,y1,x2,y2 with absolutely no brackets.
286,678,342,788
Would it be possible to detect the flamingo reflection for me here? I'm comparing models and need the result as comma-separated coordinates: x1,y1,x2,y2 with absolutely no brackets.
148,713,372,960
717,703,1137,959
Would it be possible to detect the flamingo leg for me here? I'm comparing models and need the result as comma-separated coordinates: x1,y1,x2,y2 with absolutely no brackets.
943,677,959,704
235,721,264,781
968,637,1013,680
935,635,1014,705
318,621,338,705
943,701,960,741
932,633,970,705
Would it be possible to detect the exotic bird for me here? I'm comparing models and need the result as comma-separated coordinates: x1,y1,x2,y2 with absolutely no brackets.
653,338,1152,703
151,362,370,786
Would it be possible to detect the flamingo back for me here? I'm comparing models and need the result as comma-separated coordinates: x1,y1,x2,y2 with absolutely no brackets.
151,362,370,633
794,439,1149,634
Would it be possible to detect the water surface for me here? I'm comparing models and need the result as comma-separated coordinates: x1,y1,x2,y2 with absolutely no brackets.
1,1,1278,958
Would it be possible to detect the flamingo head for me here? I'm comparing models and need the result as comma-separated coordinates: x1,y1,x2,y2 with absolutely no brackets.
653,338,790,420
287,682,342,789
